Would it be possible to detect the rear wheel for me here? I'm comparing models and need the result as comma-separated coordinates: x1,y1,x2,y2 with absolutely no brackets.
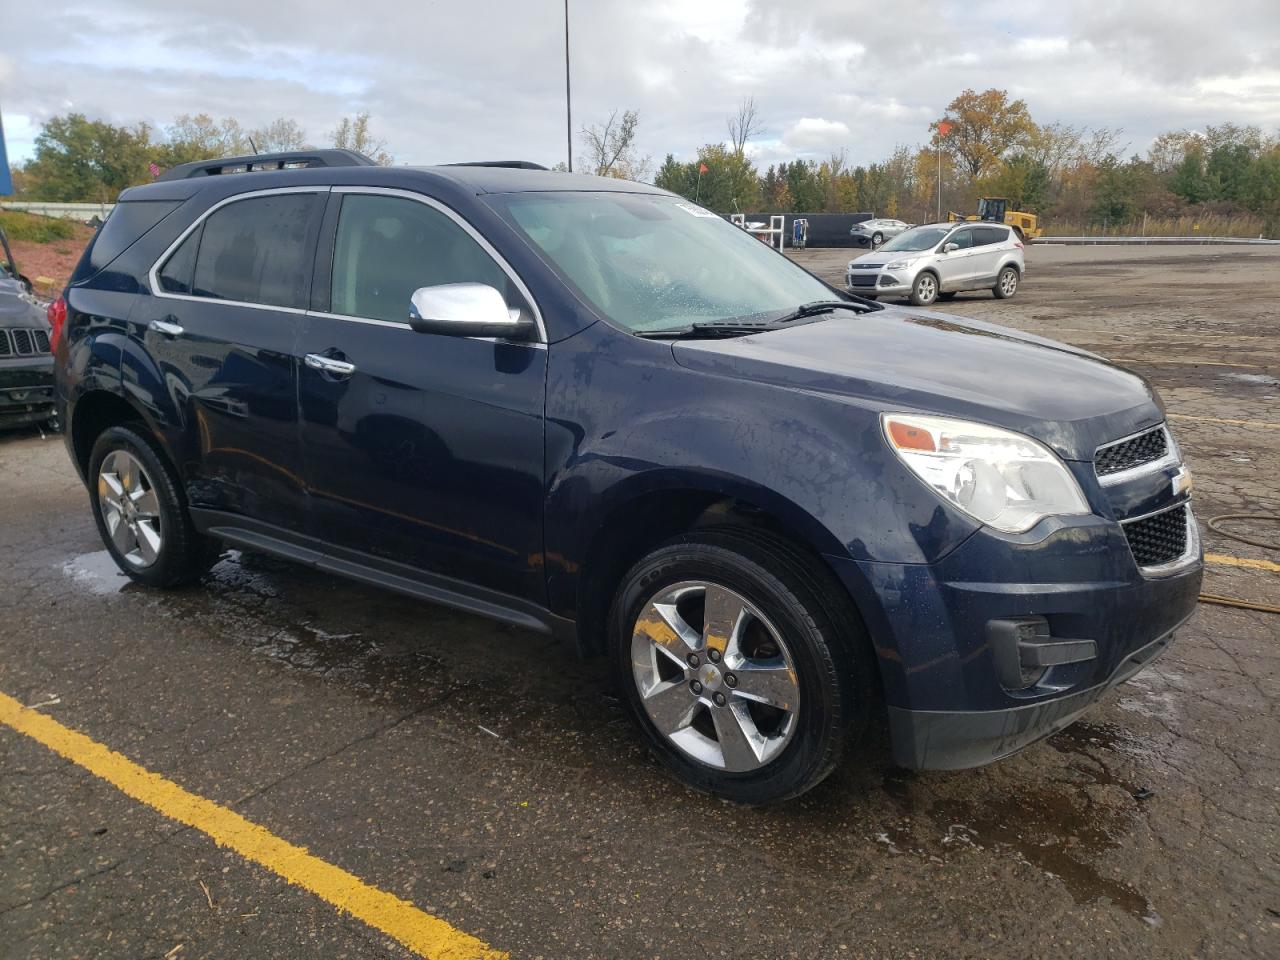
89,425,220,588
871,231,884,247
610,530,869,804
993,265,1019,299
909,271,938,307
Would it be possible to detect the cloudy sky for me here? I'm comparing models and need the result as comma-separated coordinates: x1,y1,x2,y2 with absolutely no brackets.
2,0,1277,173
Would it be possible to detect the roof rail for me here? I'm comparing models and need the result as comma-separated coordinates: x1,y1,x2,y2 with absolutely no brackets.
443,160,550,171
155,149,376,182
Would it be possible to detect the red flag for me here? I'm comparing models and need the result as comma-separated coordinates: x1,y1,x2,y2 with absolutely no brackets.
937,121,954,137
698,162,709,174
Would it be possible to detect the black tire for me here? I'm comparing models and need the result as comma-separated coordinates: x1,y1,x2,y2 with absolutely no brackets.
937,291,957,302
609,529,872,804
993,265,1019,299
871,232,884,246
88,424,220,588
909,271,939,307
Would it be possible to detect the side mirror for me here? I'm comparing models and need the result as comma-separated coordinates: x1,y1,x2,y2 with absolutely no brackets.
408,283,535,340
942,242,960,253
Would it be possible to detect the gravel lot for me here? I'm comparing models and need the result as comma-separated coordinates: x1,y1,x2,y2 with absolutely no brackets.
1,244,1277,959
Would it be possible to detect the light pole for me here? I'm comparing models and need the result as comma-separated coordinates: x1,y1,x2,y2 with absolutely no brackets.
564,0,572,173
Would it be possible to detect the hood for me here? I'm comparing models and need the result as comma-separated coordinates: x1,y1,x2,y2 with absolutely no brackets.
849,248,913,265
0,279,48,329
671,307,1162,460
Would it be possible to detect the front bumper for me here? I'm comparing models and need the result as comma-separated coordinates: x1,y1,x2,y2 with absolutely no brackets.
0,357,56,429
827,505,1204,770
846,267,916,297
887,618,1185,769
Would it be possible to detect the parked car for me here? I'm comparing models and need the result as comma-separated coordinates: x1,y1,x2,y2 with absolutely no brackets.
53,151,1202,804
849,217,911,247
0,224,57,431
847,221,1024,306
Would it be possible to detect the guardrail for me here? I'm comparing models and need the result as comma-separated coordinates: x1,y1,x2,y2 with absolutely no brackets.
0,201,115,221
1037,235,1279,245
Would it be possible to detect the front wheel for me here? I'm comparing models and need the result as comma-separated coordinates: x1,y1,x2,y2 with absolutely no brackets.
909,271,938,306
993,265,1019,299
88,425,220,588
610,531,868,804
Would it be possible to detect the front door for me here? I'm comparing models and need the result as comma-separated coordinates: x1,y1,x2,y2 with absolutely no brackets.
934,226,977,289
140,188,324,533
296,190,547,605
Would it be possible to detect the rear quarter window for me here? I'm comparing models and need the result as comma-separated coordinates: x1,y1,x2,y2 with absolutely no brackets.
76,200,182,280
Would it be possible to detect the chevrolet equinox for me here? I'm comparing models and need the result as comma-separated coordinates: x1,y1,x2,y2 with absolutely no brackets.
52,150,1203,803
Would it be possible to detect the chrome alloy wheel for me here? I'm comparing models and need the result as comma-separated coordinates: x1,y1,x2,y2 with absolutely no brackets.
97,450,163,568
916,273,937,302
999,269,1018,296
631,581,800,772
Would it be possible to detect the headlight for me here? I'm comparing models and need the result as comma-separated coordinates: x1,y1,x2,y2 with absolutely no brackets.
882,413,1090,533
884,258,916,271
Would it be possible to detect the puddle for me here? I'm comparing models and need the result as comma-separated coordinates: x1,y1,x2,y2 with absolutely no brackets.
60,550,131,595
872,721,1161,925
1223,372,1280,387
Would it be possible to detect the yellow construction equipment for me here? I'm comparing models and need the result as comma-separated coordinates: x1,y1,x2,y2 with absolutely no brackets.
948,198,1041,242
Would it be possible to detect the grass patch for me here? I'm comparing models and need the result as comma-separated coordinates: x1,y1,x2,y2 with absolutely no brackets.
0,210,78,244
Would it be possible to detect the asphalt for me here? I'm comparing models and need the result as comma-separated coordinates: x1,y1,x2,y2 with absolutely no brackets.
1,244,1278,959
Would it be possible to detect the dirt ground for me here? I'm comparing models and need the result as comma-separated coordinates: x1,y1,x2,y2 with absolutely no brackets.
1,244,1277,959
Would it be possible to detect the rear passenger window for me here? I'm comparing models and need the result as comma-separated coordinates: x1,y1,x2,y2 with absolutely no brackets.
330,194,516,323
975,226,1009,246
157,227,199,294
190,193,319,309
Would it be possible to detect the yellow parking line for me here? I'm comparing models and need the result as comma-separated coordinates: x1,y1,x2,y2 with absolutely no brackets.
0,691,506,960
1169,413,1280,430
1205,553,1280,573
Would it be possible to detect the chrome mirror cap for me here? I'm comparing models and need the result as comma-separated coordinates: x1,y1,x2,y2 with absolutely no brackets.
408,283,534,339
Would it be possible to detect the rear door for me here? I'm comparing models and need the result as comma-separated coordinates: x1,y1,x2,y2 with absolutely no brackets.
141,188,324,533
296,188,547,605
934,227,977,288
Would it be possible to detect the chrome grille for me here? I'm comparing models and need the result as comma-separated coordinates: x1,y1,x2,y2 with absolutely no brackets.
1095,426,1169,478
1123,504,1188,567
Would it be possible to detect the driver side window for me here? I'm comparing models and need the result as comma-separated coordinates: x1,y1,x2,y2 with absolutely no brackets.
946,229,975,251
330,194,517,324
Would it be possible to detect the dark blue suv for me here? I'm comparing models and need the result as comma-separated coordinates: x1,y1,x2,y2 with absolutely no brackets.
53,150,1203,803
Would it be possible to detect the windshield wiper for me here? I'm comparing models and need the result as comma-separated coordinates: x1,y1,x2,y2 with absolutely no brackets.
635,321,774,340
771,299,870,324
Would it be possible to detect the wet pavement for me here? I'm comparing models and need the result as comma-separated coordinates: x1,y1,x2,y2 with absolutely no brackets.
2,245,1279,958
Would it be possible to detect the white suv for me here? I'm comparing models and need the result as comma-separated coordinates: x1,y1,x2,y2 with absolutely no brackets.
846,222,1025,306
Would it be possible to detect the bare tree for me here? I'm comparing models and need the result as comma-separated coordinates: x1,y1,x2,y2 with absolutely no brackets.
728,95,763,157
580,109,650,180
249,118,310,153
332,112,393,165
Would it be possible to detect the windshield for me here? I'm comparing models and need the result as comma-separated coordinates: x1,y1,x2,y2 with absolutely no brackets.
879,226,950,253
489,192,842,333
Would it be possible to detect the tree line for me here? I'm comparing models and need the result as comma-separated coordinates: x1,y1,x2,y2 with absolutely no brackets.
7,112,392,202
8,91,1280,235
648,90,1280,235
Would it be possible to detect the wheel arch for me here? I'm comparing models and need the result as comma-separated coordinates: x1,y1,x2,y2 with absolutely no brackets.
69,390,156,481
569,474,854,658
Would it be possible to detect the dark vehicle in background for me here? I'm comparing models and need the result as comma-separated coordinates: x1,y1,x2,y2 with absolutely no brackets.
0,223,57,431
52,151,1202,804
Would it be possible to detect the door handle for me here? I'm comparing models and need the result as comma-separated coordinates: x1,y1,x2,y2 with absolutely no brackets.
149,319,184,336
305,353,356,376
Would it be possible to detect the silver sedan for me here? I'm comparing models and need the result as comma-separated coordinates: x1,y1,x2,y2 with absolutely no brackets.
850,218,911,247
